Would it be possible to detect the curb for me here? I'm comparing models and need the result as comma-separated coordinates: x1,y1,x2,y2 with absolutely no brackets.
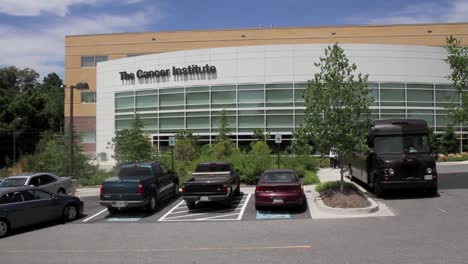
313,184,379,215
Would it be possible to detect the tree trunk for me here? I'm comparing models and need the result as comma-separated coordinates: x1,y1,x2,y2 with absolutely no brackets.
340,165,344,192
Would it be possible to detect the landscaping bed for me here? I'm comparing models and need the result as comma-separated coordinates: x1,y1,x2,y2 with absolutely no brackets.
315,181,370,208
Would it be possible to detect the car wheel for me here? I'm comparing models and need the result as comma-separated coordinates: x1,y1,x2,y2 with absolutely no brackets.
146,194,158,213
107,207,118,214
427,187,438,197
186,201,196,210
62,204,78,222
373,176,384,198
57,189,66,195
234,183,241,196
0,219,10,238
223,195,233,208
298,194,307,212
173,182,179,197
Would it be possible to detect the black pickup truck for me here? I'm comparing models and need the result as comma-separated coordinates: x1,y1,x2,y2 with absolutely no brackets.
348,119,438,197
181,162,241,210
99,162,179,214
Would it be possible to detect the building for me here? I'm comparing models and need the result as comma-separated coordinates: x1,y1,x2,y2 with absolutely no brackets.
64,23,468,162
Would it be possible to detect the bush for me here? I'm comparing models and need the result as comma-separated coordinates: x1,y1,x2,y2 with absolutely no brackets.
239,141,272,184
315,181,357,192
77,169,114,186
280,155,319,176
301,170,320,185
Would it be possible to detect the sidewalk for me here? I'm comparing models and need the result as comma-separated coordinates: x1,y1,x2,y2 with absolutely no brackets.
317,168,348,183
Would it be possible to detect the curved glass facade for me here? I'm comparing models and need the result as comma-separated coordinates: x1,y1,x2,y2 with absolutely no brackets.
114,81,462,149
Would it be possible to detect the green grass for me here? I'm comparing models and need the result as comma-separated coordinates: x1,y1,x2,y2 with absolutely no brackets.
301,170,320,185
315,181,357,192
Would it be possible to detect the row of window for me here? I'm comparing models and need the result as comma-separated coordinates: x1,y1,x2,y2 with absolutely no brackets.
115,111,455,133
80,53,158,67
81,56,108,67
115,83,460,113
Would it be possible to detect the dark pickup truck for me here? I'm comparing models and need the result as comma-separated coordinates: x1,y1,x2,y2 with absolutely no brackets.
181,162,241,210
99,162,179,214
348,119,438,197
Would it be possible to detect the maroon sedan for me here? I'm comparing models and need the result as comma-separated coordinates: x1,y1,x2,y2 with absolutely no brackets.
255,169,305,210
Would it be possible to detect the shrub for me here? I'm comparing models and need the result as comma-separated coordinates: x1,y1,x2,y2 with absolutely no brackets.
239,141,272,184
281,155,319,175
315,181,357,192
301,171,320,185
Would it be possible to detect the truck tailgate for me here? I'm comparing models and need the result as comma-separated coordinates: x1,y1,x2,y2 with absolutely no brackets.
101,176,147,200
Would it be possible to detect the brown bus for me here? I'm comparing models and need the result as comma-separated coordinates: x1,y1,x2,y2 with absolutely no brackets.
348,119,438,197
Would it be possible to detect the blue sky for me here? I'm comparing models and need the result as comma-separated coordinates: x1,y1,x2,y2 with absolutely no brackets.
0,0,466,78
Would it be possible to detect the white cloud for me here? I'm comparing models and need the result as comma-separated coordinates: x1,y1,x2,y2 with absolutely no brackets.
0,6,164,78
0,0,144,17
351,0,468,24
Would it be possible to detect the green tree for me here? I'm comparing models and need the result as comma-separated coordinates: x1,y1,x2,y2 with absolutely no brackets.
0,67,65,167
428,128,440,154
290,126,314,155
23,131,91,178
303,44,372,190
111,114,154,163
445,36,468,124
41,73,64,131
241,141,272,183
216,109,230,142
439,124,458,154
174,131,198,162
253,128,269,142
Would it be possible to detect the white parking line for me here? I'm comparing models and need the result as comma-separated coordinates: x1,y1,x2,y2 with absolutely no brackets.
158,200,185,222
197,213,240,221
158,193,250,222
82,208,107,223
237,193,251,220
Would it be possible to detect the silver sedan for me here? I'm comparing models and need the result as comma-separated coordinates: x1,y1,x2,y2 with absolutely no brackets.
0,173,74,195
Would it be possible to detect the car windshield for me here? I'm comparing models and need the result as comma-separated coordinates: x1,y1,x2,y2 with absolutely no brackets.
0,178,27,187
261,172,297,183
195,164,231,172
374,135,430,154
118,167,152,177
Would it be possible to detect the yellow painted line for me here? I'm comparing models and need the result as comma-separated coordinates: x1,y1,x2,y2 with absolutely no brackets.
1,245,311,253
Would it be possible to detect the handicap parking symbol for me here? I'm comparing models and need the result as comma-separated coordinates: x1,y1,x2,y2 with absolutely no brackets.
256,210,291,220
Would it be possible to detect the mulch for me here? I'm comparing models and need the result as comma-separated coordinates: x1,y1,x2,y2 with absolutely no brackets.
319,187,371,208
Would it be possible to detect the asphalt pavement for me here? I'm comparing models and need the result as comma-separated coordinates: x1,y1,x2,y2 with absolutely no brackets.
1,167,468,264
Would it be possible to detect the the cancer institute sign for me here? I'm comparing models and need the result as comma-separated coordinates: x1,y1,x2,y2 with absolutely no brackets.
119,64,217,81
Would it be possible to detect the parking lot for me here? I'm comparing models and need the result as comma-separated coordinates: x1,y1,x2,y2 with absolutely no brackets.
2,167,468,264
77,191,311,224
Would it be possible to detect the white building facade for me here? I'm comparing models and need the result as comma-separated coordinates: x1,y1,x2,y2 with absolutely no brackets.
96,44,460,163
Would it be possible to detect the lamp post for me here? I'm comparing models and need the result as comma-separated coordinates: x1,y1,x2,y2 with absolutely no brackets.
65,82,89,178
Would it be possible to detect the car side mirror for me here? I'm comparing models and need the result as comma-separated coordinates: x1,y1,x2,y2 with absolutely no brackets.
255,176,260,184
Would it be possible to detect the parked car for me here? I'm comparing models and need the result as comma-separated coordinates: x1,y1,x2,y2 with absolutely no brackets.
181,162,241,210
100,162,179,214
348,119,438,197
0,186,83,238
0,173,74,195
255,169,305,210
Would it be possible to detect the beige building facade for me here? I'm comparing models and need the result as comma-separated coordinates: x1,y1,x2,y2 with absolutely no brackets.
65,23,468,156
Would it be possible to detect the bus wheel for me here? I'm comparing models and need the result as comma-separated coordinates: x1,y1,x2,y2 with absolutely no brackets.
373,176,384,198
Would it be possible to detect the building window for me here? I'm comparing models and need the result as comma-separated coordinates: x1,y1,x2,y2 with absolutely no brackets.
81,92,96,103
81,55,108,67
80,132,96,144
